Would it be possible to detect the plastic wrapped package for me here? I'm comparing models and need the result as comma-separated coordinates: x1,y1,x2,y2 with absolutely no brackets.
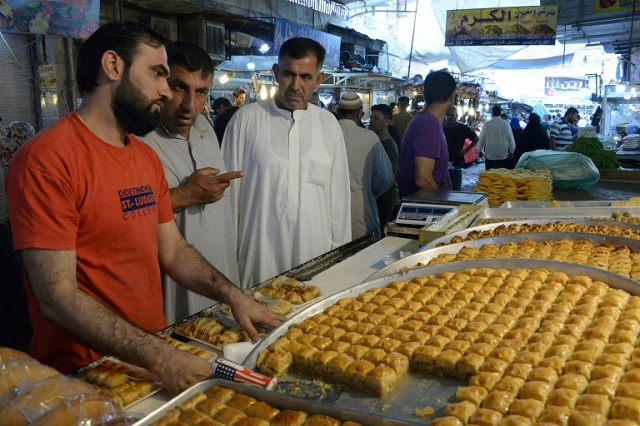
32,395,129,426
515,149,600,190
0,356,60,406
0,347,128,425
0,374,97,425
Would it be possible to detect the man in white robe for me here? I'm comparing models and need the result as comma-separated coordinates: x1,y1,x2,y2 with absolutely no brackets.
223,37,352,288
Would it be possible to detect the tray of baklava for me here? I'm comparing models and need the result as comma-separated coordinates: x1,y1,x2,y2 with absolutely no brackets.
77,335,214,409
244,259,640,425
424,219,640,250
471,206,640,227
135,378,405,425
366,232,640,282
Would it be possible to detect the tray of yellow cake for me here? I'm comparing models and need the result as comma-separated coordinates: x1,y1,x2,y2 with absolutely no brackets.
423,219,640,250
244,259,640,425
365,232,640,282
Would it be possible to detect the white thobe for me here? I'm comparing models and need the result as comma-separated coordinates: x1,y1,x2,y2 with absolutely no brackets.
338,119,392,239
140,115,241,323
222,98,352,288
477,117,516,161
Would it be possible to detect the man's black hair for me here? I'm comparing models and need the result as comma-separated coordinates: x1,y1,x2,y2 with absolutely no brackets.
422,71,457,106
166,40,214,77
278,38,326,69
76,21,168,95
371,104,393,121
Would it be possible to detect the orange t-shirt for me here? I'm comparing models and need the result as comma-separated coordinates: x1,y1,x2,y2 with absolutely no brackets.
6,112,173,373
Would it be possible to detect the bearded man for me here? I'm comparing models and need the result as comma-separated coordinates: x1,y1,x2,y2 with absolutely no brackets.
222,37,351,288
5,21,284,395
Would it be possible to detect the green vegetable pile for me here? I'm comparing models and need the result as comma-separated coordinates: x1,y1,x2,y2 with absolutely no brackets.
565,137,620,170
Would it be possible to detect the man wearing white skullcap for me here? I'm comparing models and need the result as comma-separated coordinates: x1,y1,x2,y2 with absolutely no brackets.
337,93,392,240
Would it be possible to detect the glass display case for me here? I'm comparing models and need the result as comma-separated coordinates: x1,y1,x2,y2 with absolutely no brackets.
602,84,640,138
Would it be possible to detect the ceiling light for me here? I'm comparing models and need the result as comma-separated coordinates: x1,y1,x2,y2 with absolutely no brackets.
259,43,270,54
247,62,255,70
219,73,234,84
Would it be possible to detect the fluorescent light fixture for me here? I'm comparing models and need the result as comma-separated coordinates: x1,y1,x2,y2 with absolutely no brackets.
259,43,270,54
247,62,255,70
616,84,626,93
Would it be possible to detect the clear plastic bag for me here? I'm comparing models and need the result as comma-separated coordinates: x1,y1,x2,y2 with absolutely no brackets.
515,149,600,190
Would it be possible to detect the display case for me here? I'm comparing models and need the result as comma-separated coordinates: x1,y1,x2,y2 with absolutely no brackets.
602,83,640,138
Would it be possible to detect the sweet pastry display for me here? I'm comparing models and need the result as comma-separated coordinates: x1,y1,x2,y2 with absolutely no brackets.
78,358,161,408
422,238,640,280
175,316,250,349
0,348,123,425
254,276,321,305
257,267,640,423
151,384,362,426
445,222,640,245
158,334,215,360
474,169,553,205
476,210,640,225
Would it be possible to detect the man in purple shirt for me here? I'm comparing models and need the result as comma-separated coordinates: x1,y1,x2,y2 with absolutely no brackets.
398,71,456,197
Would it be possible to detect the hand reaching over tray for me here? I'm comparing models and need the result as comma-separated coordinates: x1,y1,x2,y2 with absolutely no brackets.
228,294,287,342
150,342,213,395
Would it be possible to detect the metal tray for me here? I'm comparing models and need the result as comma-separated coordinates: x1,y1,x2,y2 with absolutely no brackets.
499,200,618,208
365,232,640,282
134,378,407,426
423,219,640,250
473,206,640,224
243,259,640,425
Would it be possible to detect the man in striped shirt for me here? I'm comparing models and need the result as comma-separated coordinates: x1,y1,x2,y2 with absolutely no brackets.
550,107,579,150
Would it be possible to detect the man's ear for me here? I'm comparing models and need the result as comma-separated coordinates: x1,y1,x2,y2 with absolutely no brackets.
272,64,280,83
101,50,124,83
314,71,325,90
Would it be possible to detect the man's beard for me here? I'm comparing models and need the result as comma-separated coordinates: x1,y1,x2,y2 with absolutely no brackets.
112,74,163,136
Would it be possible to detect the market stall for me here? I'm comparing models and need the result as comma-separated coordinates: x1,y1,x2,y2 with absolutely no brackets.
5,189,640,425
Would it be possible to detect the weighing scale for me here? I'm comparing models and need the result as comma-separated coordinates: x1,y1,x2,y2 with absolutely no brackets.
395,190,488,227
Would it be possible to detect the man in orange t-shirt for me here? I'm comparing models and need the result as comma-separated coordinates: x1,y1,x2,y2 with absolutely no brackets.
5,21,284,395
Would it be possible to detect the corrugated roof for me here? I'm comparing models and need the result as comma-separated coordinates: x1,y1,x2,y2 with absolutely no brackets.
540,0,640,57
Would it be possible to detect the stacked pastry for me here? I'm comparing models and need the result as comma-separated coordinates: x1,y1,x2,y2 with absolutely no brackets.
80,336,212,407
175,317,250,349
256,267,640,424
447,222,640,244
152,384,363,426
0,347,123,426
424,239,640,281
79,359,160,407
254,276,321,305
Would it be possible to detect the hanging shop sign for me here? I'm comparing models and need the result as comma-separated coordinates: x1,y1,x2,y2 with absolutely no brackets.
445,6,558,47
594,0,640,14
1,0,100,39
544,77,589,96
273,18,341,68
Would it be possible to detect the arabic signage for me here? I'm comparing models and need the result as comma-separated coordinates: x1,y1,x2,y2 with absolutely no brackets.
594,0,640,13
445,6,558,47
273,19,341,68
1,0,100,39
544,77,589,96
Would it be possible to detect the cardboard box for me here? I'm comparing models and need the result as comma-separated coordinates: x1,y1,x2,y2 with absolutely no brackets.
418,204,483,249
